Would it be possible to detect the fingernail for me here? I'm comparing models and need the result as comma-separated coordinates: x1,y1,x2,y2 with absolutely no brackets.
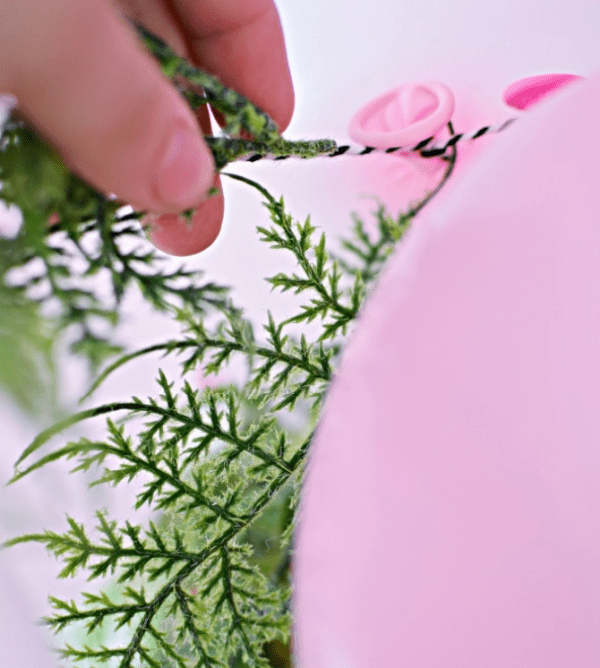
154,123,214,210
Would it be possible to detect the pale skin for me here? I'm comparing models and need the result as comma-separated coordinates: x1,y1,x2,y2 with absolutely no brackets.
0,0,295,255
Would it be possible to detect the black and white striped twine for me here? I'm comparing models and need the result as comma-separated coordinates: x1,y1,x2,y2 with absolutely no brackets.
237,117,517,162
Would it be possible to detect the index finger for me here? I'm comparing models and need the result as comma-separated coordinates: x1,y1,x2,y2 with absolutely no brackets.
166,0,295,132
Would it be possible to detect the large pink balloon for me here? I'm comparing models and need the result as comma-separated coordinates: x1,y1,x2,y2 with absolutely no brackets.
293,69,600,668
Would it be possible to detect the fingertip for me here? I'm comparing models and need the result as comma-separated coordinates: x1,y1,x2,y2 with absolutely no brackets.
274,73,295,133
143,175,225,256
151,121,216,213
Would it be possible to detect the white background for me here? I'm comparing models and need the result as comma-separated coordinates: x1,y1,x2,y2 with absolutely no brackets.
1,1,600,663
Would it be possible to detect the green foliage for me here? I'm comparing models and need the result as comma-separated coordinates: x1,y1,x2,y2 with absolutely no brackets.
0,262,57,416
0,112,232,384
0,22,457,668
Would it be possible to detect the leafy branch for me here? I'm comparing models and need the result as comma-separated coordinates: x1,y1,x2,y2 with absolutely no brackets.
0,20,337,383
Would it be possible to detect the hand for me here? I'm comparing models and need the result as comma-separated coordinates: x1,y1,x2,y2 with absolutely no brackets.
0,0,294,256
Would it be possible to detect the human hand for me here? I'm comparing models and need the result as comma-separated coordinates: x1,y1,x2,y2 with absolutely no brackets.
0,0,294,256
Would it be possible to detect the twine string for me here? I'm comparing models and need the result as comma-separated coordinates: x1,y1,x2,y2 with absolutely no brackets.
234,117,518,162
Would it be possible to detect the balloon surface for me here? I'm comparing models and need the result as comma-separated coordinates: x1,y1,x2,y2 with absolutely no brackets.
293,69,600,668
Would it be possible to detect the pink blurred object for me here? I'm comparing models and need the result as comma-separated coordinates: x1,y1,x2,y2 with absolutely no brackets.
503,73,584,110
293,69,599,668
348,81,455,149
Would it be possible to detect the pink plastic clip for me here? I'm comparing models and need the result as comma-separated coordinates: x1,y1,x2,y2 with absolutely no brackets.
348,81,455,150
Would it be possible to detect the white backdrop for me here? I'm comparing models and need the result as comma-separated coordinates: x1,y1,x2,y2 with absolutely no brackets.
1,1,600,663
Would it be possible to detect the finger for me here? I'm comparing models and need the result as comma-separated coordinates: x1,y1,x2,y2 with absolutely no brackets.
163,0,295,132
143,98,226,256
0,0,215,215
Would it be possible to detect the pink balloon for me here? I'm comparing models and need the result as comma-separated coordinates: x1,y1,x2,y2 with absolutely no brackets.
293,69,600,668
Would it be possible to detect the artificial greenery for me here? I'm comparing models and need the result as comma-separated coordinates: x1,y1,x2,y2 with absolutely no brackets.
0,21,457,668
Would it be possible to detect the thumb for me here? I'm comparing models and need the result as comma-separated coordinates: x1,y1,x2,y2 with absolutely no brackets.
0,0,215,214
